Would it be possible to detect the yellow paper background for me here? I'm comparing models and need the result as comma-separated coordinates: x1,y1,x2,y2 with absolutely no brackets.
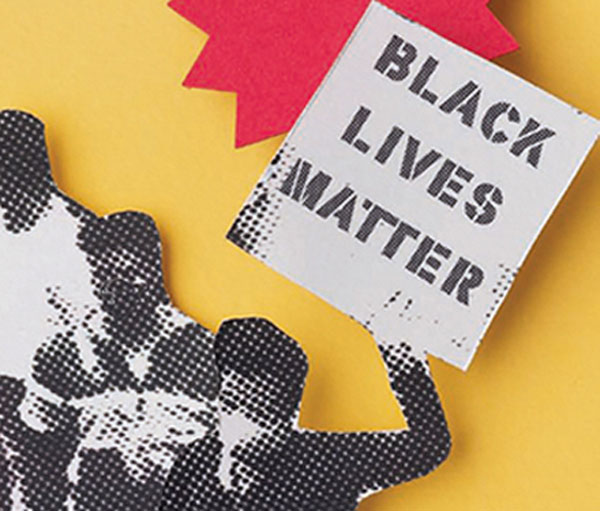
0,1,598,509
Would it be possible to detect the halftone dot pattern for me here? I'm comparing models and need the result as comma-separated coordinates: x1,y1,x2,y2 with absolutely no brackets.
484,263,519,323
0,110,451,510
227,145,484,362
161,317,451,511
0,110,220,510
0,111,53,234
226,144,296,260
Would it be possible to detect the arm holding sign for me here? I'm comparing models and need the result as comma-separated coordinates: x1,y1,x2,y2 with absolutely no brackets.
299,339,451,500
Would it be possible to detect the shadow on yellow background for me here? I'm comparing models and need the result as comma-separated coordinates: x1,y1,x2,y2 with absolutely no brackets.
0,0,598,509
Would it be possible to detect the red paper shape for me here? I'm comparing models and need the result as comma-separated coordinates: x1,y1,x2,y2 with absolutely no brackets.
169,0,518,147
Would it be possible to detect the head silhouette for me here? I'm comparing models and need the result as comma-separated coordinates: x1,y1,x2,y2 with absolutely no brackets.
215,318,308,426
0,110,219,511
163,316,451,511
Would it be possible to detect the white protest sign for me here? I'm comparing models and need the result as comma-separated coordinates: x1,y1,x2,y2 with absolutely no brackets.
227,1,599,369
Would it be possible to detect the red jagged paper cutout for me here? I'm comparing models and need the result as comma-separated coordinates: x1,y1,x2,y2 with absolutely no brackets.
169,0,518,147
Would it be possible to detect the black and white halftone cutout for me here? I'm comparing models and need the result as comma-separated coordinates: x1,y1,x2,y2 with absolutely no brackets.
0,109,450,510
161,317,451,511
0,110,220,510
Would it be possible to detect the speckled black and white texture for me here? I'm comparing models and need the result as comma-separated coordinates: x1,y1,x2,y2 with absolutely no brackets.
161,317,451,511
0,110,450,511
226,144,294,260
0,110,219,510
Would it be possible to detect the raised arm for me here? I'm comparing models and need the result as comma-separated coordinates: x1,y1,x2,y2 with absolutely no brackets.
298,340,451,498
206,317,451,511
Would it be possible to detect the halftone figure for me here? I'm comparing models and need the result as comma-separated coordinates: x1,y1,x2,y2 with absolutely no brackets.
0,110,220,510
161,317,451,511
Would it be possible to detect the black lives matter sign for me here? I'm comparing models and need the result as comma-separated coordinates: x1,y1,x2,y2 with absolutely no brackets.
227,2,598,369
